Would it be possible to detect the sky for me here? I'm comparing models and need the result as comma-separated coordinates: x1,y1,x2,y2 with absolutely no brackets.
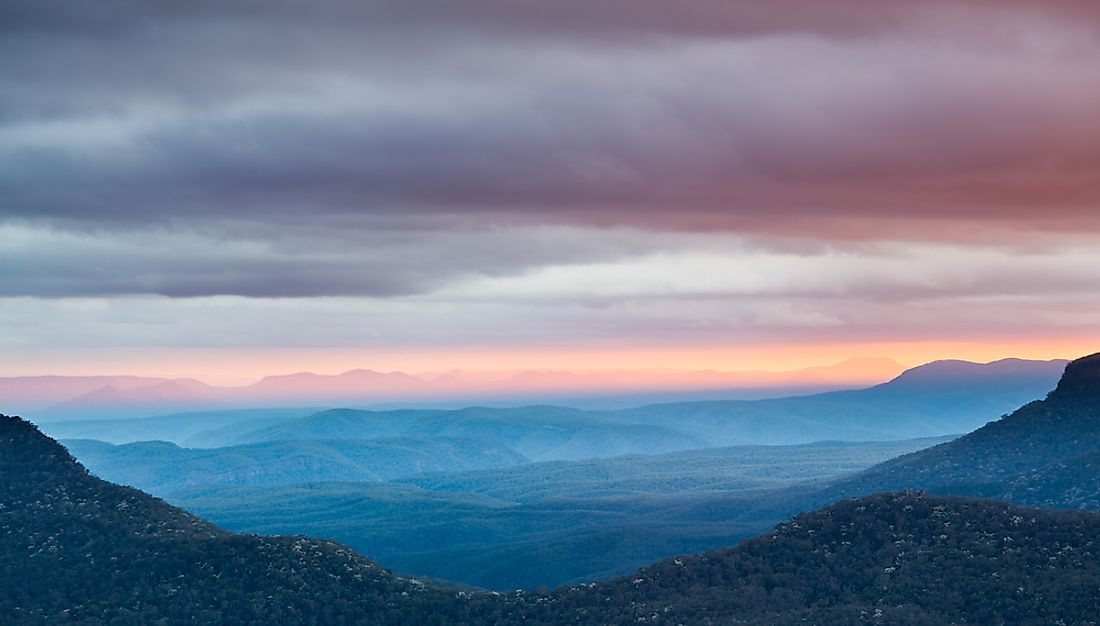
3,1,1100,384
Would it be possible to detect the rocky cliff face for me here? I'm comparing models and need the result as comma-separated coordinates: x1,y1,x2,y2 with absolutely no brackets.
1049,352,1100,401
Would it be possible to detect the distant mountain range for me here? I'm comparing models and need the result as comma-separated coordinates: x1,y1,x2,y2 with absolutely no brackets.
7,357,908,419
27,359,1067,462
5,412,1100,624
62,436,528,495
36,357,1068,454
169,357,1067,451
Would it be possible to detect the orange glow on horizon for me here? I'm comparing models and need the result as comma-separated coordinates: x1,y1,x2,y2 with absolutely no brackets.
1,337,1094,387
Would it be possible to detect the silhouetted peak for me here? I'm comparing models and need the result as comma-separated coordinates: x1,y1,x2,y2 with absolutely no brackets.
0,414,83,475
882,357,1067,390
1050,352,1100,400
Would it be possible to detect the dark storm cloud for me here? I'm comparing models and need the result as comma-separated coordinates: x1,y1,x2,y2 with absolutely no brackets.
2,0,1100,297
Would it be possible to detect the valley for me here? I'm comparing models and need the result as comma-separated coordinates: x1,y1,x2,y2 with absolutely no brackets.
32,356,1076,590
5,350,1100,625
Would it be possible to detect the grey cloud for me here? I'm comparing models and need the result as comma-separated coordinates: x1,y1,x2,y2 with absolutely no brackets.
3,0,1100,299
0,222,705,298
7,1,1099,44
0,1,981,41
7,37,1099,222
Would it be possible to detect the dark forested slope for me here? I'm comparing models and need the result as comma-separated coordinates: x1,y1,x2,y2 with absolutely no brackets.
0,414,489,625
825,352,1100,509
518,492,1100,625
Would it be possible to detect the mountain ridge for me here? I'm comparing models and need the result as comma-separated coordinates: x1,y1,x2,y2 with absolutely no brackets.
815,352,1100,509
0,413,485,625
210,358,1063,453
5,357,914,419
62,435,529,496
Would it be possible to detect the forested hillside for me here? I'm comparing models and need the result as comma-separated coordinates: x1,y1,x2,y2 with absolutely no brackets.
0,415,485,625
823,352,1100,509
516,492,1100,625
7,412,1100,625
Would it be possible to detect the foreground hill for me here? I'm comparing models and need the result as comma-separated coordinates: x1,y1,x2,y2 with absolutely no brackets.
6,415,1100,625
824,352,1100,509
519,492,1100,625
0,414,487,625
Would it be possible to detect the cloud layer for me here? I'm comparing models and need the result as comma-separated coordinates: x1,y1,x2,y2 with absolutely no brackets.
3,1,1100,371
